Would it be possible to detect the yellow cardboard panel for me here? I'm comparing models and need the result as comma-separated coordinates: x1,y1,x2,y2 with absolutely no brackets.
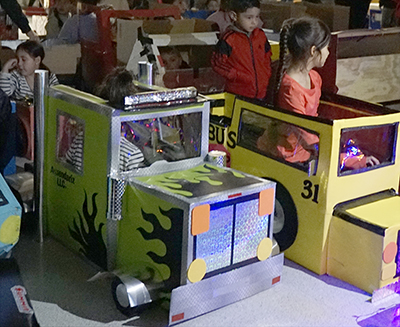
328,216,382,293
346,197,400,228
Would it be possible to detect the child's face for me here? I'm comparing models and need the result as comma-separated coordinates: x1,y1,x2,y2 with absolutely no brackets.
234,7,260,34
162,52,182,71
16,49,40,77
207,0,219,11
55,0,76,14
172,0,188,14
312,44,330,68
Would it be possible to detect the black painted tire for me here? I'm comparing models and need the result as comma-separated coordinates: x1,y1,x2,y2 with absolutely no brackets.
270,180,298,251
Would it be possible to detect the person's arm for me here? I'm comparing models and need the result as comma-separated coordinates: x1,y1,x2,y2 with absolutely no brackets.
0,70,18,97
211,37,253,84
0,0,39,40
366,155,380,166
57,15,80,44
26,30,40,41
45,9,62,39
119,137,144,171
211,38,235,80
49,73,59,86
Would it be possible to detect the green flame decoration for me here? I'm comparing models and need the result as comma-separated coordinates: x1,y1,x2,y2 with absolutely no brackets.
69,191,107,270
136,164,245,197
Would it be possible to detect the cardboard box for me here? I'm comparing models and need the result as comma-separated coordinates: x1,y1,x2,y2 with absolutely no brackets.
142,18,215,34
116,19,143,65
260,1,349,32
43,44,81,75
303,2,350,32
260,2,307,32
117,18,215,64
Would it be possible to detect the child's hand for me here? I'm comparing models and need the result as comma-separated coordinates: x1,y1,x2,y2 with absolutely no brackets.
2,58,17,73
366,155,380,166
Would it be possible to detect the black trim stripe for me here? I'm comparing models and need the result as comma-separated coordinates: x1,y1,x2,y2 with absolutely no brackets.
333,189,397,236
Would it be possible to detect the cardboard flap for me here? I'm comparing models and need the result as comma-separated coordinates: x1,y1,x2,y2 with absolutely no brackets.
260,2,349,32
143,18,214,34
43,44,81,75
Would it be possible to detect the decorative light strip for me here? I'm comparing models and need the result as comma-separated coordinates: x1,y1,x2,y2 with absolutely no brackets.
124,87,198,110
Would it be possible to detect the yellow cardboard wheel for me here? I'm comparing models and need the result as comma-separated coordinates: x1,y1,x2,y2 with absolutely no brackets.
257,237,273,261
187,258,207,283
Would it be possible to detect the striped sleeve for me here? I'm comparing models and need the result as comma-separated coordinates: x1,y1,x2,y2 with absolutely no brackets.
0,72,18,97
119,137,144,171
49,73,59,86
65,131,84,172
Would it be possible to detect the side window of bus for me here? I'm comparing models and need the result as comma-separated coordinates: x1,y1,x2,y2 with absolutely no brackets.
56,112,85,174
338,124,397,175
238,109,319,173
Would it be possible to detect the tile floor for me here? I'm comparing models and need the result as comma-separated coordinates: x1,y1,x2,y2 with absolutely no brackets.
8,214,400,327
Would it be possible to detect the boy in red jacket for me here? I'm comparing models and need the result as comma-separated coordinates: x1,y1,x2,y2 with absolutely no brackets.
211,0,271,100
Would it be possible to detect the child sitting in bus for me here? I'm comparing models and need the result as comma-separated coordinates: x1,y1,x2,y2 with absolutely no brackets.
211,0,271,100
259,17,379,168
268,17,330,163
98,68,144,171
64,68,144,173
0,41,59,101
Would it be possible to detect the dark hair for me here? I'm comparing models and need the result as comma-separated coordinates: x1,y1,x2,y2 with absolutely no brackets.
274,17,331,105
16,40,49,70
159,46,181,57
220,0,230,11
229,0,259,13
98,67,139,108
78,0,100,5
219,0,230,11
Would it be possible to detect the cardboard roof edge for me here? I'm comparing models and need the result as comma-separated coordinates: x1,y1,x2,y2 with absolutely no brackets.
118,17,216,34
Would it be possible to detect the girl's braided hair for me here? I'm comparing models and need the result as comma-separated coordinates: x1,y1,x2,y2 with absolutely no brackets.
274,17,331,106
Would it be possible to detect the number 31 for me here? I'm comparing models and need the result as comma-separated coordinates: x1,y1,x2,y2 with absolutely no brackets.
301,180,319,203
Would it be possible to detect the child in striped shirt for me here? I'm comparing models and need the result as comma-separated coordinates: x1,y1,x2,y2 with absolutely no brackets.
98,68,144,171
64,68,144,173
0,40,58,101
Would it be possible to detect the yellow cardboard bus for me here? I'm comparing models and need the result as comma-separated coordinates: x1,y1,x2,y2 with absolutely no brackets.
209,91,400,295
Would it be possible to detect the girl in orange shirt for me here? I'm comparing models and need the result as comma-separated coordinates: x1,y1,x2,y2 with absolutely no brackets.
258,17,379,169
269,17,330,163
